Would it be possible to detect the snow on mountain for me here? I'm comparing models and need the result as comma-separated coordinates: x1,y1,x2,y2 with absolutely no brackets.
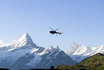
13,33,37,47
0,33,42,69
0,40,5,47
91,45,104,55
36,46,76,69
67,42,104,63
67,42,96,62
0,33,76,70
8,33,38,51
1,33,104,69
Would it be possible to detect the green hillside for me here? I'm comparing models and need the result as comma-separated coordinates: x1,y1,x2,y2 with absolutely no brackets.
56,53,104,70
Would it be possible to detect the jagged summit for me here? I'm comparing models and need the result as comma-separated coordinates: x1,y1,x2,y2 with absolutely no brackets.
17,33,33,43
0,33,77,69
72,42,77,45
67,42,78,54
11,33,38,49
71,42,78,48
49,46,54,49
47,46,61,51
56,46,60,49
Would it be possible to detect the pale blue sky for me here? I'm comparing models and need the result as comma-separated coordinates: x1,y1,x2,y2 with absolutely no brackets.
0,0,104,51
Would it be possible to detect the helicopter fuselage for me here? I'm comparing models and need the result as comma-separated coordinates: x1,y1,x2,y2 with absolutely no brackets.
49,31,62,35
50,31,57,34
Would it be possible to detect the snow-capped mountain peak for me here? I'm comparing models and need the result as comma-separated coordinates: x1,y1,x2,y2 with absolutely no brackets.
71,42,78,47
0,33,77,70
55,46,60,49
67,42,79,55
16,33,33,44
9,33,38,50
49,46,54,49
67,42,99,62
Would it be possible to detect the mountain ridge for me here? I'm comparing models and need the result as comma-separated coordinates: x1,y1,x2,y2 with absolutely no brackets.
0,33,76,70
1,33,104,69
56,53,104,70
67,42,99,62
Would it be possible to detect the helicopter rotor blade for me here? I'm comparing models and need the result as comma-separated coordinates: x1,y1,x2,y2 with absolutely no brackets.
49,27,54,30
55,28,59,31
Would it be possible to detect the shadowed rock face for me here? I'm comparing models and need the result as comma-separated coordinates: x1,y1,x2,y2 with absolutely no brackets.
0,33,76,70
36,47,77,69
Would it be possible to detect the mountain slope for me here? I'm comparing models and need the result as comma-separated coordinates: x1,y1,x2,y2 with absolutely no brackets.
67,42,96,62
56,53,104,70
36,46,77,69
0,33,76,70
78,53,104,67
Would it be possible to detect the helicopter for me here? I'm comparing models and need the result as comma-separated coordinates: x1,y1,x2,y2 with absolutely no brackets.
49,27,62,35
